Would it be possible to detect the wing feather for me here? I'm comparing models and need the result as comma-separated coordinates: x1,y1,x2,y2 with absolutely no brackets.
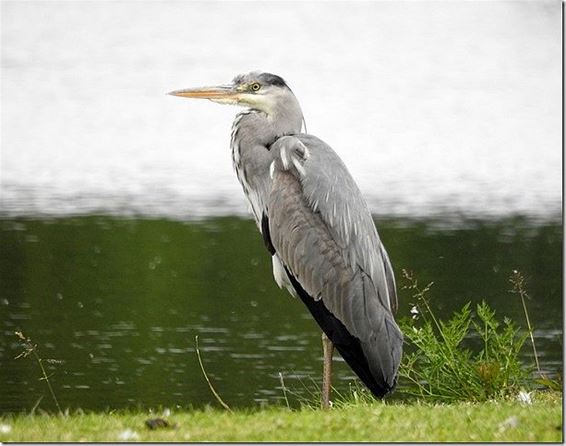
266,134,403,391
269,135,398,313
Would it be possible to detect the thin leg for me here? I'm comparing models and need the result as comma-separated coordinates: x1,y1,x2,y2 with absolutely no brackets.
321,332,334,409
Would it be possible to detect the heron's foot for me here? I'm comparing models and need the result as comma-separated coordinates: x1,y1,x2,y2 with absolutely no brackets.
321,332,334,409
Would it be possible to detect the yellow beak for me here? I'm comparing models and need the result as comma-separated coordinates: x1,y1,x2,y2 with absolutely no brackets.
168,85,240,100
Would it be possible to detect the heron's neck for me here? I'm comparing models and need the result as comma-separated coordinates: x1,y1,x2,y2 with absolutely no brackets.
266,93,304,138
231,96,304,160
230,98,303,223
242,94,304,143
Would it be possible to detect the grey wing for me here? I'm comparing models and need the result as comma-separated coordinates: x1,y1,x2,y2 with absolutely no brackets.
380,243,398,313
266,135,402,392
269,134,398,313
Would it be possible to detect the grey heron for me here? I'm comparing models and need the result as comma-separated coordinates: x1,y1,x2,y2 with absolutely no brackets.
169,71,403,408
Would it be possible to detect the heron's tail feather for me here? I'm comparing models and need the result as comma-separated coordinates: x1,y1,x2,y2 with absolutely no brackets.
360,313,403,393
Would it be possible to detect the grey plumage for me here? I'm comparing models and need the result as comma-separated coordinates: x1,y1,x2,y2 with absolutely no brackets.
268,134,402,390
169,71,403,397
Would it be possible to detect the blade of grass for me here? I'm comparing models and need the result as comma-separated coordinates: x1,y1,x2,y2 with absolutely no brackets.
278,372,290,410
194,335,231,412
510,271,541,374
15,331,62,415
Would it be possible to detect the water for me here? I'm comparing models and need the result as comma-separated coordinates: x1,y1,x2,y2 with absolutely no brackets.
0,1,562,414
0,216,562,413
1,1,561,220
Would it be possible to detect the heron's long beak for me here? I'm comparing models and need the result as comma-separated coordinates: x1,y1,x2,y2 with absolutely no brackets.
168,84,240,102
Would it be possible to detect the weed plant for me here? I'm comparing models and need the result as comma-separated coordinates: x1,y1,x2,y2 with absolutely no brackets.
14,331,63,414
398,270,533,402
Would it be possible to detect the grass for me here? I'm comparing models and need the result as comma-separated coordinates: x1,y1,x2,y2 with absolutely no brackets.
0,391,562,442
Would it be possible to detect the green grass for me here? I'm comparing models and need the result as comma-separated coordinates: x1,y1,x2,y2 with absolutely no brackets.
0,391,562,442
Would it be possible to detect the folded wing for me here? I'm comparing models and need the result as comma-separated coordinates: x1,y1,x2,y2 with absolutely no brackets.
266,135,403,396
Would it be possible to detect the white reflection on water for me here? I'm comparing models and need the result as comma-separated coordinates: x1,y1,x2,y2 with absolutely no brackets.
1,1,561,221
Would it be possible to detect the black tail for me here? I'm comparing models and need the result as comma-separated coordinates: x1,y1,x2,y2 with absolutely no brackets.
285,267,396,398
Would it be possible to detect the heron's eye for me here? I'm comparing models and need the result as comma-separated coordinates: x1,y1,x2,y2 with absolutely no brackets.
251,83,261,92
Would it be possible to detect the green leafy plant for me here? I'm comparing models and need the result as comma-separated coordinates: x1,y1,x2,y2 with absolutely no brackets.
398,270,531,402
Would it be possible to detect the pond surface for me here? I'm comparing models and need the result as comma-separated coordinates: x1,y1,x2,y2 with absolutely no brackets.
0,216,561,414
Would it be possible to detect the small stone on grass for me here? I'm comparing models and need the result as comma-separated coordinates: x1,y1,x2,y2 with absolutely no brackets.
145,417,174,430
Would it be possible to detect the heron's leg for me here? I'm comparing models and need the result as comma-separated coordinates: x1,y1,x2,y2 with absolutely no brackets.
321,332,334,409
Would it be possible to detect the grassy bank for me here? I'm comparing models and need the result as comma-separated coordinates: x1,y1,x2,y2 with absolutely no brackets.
0,392,561,442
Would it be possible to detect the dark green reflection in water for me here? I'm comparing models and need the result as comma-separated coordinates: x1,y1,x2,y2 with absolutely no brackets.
0,216,562,413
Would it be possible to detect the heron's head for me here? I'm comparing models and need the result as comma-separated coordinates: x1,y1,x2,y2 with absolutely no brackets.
169,71,301,119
